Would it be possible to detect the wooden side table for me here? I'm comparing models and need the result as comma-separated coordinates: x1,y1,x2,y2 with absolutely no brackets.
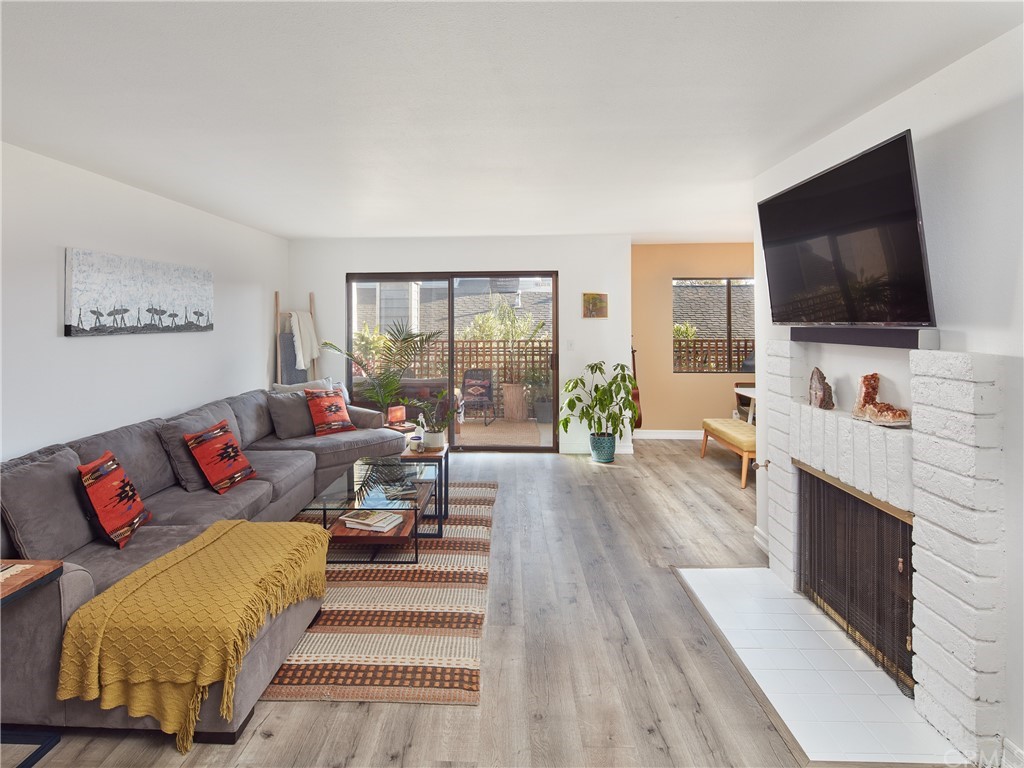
400,444,449,538
1,559,63,768
1,560,62,606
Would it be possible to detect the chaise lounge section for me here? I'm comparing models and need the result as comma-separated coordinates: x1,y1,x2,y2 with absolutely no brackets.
0,385,406,742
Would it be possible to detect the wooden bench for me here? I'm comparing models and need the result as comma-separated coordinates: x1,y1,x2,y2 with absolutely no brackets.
701,418,757,489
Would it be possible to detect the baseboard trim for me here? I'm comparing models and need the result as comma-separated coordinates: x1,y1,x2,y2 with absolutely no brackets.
633,430,703,440
1003,738,1024,768
753,525,769,555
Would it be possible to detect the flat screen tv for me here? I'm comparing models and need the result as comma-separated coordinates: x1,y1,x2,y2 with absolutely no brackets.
758,131,935,326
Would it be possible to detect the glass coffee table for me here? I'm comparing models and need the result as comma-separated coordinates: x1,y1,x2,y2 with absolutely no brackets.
303,457,439,564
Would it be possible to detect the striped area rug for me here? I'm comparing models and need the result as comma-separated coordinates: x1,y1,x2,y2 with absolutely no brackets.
261,481,495,705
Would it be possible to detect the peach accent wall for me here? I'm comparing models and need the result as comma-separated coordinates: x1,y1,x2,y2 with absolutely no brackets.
631,243,755,432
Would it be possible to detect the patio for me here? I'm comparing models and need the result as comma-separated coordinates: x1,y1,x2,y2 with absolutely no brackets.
454,416,554,449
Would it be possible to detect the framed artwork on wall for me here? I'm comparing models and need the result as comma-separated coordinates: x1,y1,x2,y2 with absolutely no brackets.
64,248,214,337
582,292,608,318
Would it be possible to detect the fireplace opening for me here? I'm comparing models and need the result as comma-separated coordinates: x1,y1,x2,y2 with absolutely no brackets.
796,462,915,696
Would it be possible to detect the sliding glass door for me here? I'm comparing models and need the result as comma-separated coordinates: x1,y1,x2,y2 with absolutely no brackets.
451,274,556,449
346,272,558,452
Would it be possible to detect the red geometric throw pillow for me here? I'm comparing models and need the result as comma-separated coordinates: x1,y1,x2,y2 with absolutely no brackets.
78,451,152,548
305,388,356,435
183,419,256,494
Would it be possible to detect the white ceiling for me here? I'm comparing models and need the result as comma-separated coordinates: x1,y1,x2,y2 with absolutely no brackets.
3,2,1021,242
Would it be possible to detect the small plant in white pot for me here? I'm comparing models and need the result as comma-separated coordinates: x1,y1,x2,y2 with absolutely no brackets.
559,361,638,463
409,390,456,450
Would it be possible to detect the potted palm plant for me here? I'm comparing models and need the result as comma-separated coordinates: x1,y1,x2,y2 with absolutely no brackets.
559,361,639,463
322,322,441,415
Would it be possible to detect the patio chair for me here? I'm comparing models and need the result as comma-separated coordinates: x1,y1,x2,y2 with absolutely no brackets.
462,369,496,426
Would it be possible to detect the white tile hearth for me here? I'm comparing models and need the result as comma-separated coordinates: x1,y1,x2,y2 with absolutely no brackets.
678,567,968,766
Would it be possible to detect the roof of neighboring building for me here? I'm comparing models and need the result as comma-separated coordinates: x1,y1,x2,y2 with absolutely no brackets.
352,282,553,337
673,282,754,338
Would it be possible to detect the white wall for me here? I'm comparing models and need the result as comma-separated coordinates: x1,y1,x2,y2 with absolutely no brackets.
287,235,633,453
753,27,1023,754
1,145,289,459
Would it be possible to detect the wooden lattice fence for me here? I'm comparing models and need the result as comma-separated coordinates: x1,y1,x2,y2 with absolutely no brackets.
673,338,755,373
405,340,554,416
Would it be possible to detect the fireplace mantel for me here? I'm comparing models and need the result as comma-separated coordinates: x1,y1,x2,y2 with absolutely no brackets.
762,341,1007,766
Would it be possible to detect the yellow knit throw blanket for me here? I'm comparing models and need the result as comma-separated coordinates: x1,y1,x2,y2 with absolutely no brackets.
57,519,331,752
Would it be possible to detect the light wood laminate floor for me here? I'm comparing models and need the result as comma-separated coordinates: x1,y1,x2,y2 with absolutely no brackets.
32,440,798,768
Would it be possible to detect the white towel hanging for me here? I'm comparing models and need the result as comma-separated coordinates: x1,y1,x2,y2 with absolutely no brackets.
289,311,320,371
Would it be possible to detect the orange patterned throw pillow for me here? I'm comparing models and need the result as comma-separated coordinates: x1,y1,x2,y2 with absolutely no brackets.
78,451,152,548
183,419,256,494
305,388,356,435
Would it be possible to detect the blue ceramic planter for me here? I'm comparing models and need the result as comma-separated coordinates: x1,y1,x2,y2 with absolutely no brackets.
589,433,616,463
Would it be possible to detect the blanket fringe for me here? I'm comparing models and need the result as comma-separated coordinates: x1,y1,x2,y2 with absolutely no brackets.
178,684,209,753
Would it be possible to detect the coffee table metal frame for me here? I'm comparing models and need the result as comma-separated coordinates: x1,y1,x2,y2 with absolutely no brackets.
304,458,438,565
400,444,449,538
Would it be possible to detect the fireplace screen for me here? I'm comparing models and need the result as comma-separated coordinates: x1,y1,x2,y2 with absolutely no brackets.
797,467,914,695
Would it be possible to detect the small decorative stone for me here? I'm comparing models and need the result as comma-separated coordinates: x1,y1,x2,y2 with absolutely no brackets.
865,401,911,427
809,367,835,410
853,372,880,420
850,372,909,426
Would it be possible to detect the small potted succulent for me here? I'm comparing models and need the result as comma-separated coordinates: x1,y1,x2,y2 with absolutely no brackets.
559,361,638,463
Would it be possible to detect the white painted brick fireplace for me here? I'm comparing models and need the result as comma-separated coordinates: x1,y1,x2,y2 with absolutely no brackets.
763,340,1008,766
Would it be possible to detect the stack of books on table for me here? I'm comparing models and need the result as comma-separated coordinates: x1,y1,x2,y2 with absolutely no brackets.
339,508,404,533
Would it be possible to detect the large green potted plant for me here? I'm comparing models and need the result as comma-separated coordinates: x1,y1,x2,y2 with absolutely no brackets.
559,361,638,463
322,322,441,415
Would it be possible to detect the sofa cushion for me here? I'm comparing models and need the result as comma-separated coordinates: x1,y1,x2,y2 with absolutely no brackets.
249,428,406,470
70,418,177,499
305,389,356,435
267,391,315,439
347,405,385,430
225,390,274,448
142,480,272,527
271,376,331,394
77,451,152,549
194,399,242,437
65,524,206,595
183,419,257,494
158,402,241,492
1,446,95,560
272,376,350,404
244,450,315,502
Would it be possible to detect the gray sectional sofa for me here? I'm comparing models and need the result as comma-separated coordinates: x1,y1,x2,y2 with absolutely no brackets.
0,385,406,741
